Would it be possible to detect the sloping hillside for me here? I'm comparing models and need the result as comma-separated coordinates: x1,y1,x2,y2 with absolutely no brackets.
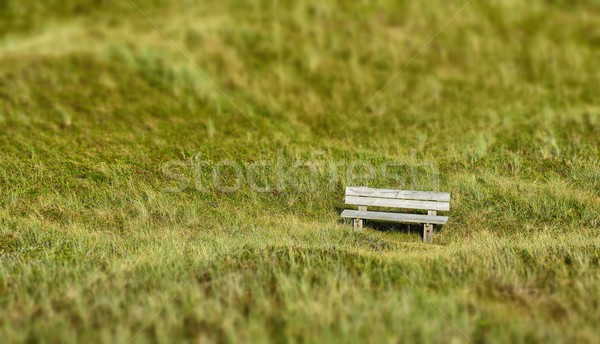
1,1,599,342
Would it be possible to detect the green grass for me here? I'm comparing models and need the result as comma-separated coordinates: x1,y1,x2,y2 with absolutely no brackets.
1,0,599,342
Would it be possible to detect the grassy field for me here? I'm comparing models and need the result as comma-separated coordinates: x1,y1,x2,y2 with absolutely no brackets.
1,0,599,343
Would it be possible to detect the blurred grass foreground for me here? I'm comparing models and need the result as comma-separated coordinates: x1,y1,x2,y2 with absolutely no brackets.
0,1,599,343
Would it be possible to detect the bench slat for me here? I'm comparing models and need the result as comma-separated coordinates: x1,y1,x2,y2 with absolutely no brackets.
345,195,450,211
341,210,448,225
346,187,450,202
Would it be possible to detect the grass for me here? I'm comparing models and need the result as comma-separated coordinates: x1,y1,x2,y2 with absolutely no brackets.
0,0,599,342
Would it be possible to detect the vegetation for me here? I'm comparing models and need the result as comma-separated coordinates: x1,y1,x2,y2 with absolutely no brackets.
1,0,599,342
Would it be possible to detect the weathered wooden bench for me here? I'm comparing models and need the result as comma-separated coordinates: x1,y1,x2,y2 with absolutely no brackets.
340,187,450,242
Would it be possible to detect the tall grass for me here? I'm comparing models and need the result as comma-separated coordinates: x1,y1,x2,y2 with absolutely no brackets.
0,0,599,342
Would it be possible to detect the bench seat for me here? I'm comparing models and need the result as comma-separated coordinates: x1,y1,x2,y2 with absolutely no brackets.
340,210,448,225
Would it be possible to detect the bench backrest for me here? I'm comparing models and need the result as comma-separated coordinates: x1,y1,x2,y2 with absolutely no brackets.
345,187,450,211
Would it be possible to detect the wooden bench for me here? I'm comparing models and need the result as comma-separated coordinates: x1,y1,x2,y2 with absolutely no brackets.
340,187,451,242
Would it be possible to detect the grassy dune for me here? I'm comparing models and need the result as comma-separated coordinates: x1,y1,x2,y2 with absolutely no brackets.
1,0,599,343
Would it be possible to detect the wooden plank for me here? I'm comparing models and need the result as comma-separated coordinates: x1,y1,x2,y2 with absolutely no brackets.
345,195,450,211
346,187,450,202
340,210,448,225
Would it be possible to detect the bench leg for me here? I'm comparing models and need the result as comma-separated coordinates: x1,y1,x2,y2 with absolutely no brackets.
353,218,363,231
354,205,366,231
423,210,436,242
423,223,433,242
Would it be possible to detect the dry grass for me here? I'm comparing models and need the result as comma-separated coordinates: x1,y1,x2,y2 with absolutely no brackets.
1,0,599,343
